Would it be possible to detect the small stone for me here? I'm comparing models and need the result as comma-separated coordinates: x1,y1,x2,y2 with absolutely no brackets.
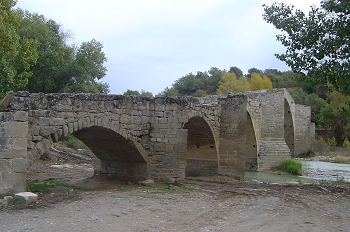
163,177,176,184
4,196,14,205
139,179,154,186
14,192,38,206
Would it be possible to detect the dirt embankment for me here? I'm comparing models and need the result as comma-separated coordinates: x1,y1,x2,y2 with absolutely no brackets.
1,149,350,232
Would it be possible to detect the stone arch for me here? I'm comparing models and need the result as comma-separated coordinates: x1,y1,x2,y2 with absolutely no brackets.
73,126,148,181
284,99,295,156
183,116,218,176
245,112,258,170
283,90,295,156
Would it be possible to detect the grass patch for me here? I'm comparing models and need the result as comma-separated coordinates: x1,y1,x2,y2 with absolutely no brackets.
26,180,71,192
334,156,350,164
277,159,302,175
140,185,193,193
315,177,349,186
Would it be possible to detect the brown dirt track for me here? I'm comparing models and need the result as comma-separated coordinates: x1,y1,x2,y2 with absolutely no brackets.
1,149,350,232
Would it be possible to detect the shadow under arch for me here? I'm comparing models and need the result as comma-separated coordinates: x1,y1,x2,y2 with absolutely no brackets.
184,116,218,176
73,126,148,181
284,99,295,156
245,112,258,170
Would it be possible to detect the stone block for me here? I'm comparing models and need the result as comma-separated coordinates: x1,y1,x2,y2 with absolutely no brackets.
162,156,173,164
0,159,11,173
14,192,38,205
166,145,174,153
12,158,28,173
159,118,168,124
139,179,154,186
2,172,26,192
62,125,68,137
152,111,164,117
153,143,166,152
0,113,13,122
0,148,27,159
49,118,65,126
13,111,28,122
32,135,43,142
179,116,188,123
37,117,50,125
73,122,78,131
2,122,28,138
51,132,59,142
68,123,74,134
40,126,59,137
176,129,188,139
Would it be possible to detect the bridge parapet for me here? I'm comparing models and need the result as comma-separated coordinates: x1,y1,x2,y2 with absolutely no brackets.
0,89,314,195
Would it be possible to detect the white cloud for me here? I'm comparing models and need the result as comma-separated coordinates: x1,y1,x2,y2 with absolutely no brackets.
16,0,321,95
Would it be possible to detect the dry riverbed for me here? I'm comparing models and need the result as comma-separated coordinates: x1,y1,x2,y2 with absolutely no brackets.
1,149,350,232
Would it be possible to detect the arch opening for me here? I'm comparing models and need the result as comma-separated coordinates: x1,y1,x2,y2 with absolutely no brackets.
73,126,148,181
284,99,295,156
184,116,218,177
245,112,258,171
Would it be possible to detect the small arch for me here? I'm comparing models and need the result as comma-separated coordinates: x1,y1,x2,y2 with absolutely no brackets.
284,99,295,156
73,126,148,181
245,112,258,170
184,116,218,176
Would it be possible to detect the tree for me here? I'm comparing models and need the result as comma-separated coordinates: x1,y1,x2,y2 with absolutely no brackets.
229,66,243,78
262,75,273,90
123,89,153,97
247,68,263,78
123,89,140,96
263,0,350,95
17,10,108,94
236,77,251,92
158,87,178,97
217,72,237,94
250,73,264,90
66,39,108,93
0,0,38,98
173,73,201,95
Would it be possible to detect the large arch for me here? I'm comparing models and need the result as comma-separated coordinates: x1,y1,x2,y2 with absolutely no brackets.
183,116,218,176
73,126,148,181
245,112,258,170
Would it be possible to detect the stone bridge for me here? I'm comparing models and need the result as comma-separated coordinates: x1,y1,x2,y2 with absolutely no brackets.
0,89,314,195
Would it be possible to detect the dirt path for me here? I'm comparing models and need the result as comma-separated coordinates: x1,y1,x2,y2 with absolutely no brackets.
1,149,350,232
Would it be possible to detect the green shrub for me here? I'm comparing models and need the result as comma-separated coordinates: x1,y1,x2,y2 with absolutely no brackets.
342,138,350,148
334,156,350,164
277,159,302,175
61,134,90,152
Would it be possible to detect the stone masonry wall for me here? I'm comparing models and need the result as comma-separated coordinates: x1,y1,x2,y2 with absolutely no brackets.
294,104,312,155
0,111,28,195
0,89,314,194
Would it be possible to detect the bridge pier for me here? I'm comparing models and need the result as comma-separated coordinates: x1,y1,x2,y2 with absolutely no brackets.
0,112,28,195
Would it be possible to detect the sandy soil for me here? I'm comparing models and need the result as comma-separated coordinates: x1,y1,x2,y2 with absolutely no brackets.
1,149,350,232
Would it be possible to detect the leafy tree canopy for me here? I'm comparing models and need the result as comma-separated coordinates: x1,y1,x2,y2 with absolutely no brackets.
123,89,154,97
0,1,109,97
0,0,38,98
263,0,350,95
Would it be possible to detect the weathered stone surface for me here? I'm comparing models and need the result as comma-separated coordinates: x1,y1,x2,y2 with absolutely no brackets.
0,89,313,195
139,179,154,186
14,192,38,205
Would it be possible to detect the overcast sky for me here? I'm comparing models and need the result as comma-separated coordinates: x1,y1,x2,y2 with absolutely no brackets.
16,0,321,95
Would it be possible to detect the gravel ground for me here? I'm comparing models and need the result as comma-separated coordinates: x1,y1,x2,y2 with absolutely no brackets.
1,149,350,232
